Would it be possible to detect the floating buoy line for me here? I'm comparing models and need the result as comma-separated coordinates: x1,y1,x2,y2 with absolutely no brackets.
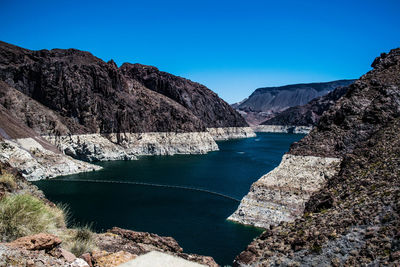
54,178,241,202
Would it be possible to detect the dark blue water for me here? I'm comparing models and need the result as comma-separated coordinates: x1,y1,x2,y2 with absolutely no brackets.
35,133,304,265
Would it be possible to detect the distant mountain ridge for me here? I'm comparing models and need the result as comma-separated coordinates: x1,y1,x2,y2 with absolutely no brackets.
261,85,349,127
233,80,355,125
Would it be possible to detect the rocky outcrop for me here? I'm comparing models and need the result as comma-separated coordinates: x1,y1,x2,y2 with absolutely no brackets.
1,233,88,267
0,41,246,135
233,80,354,125
206,127,256,141
233,48,400,266
120,63,247,129
252,125,312,134
0,41,252,180
0,138,100,181
260,85,349,128
8,233,62,251
228,154,341,228
95,227,218,267
0,243,89,267
43,132,218,162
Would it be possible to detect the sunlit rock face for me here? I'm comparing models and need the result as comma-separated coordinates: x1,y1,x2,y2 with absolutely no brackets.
0,138,101,181
43,132,219,162
252,125,312,134
206,127,256,141
228,154,341,228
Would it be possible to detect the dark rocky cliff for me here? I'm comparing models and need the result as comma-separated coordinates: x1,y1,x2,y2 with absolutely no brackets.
261,85,349,127
121,63,247,128
235,49,400,266
234,80,354,125
0,41,246,137
291,49,400,158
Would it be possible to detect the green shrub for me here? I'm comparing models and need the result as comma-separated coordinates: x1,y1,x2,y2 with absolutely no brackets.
75,225,94,242
0,172,17,190
0,194,66,241
69,239,95,256
61,225,96,256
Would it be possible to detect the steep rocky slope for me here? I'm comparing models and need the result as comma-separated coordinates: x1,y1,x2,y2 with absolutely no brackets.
234,80,354,125
0,41,205,134
120,63,247,128
0,41,254,179
231,48,400,266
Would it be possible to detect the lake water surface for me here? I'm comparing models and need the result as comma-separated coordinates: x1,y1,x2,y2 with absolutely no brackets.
35,133,304,265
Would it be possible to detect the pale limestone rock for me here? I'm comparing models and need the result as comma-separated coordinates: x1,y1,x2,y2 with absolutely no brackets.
42,134,137,161
70,258,90,267
207,127,256,141
118,251,206,267
0,138,101,181
107,132,219,155
252,125,313,134
228,154,341,228
43,132,219,162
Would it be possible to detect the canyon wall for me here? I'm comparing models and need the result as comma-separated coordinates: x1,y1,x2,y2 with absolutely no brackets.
232,48,400,266
0,41,253,180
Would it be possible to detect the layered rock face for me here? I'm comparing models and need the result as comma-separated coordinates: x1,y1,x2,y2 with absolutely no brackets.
43,132,219,162
233,48,400,266
0,138,100,181
0,41,253,180
228,154,340,228
207,127,256,141
233,80,354,125
252,125,312,134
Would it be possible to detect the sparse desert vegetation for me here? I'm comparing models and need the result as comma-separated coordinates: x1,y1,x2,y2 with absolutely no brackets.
0,193,66,242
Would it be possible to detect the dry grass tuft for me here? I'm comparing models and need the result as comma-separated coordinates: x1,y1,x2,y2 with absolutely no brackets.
0,172,17,190
0,193,67,241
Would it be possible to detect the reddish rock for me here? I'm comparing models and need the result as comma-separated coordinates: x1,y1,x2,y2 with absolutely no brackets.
95,228,218,266
8,233,62,251
60,248,76,262
109,227,182,253
81,253,93,267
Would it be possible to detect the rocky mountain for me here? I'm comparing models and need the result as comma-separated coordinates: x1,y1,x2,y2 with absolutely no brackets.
120,63,246,128
259,85,349,127
0,41,247,134
0,41,254,180
233,80,355,125
231,48,400,266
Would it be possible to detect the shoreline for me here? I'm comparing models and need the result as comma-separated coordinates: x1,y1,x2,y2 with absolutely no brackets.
0,127,255,181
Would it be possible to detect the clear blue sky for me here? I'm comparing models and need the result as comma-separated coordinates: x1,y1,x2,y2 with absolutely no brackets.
1,0,399,103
